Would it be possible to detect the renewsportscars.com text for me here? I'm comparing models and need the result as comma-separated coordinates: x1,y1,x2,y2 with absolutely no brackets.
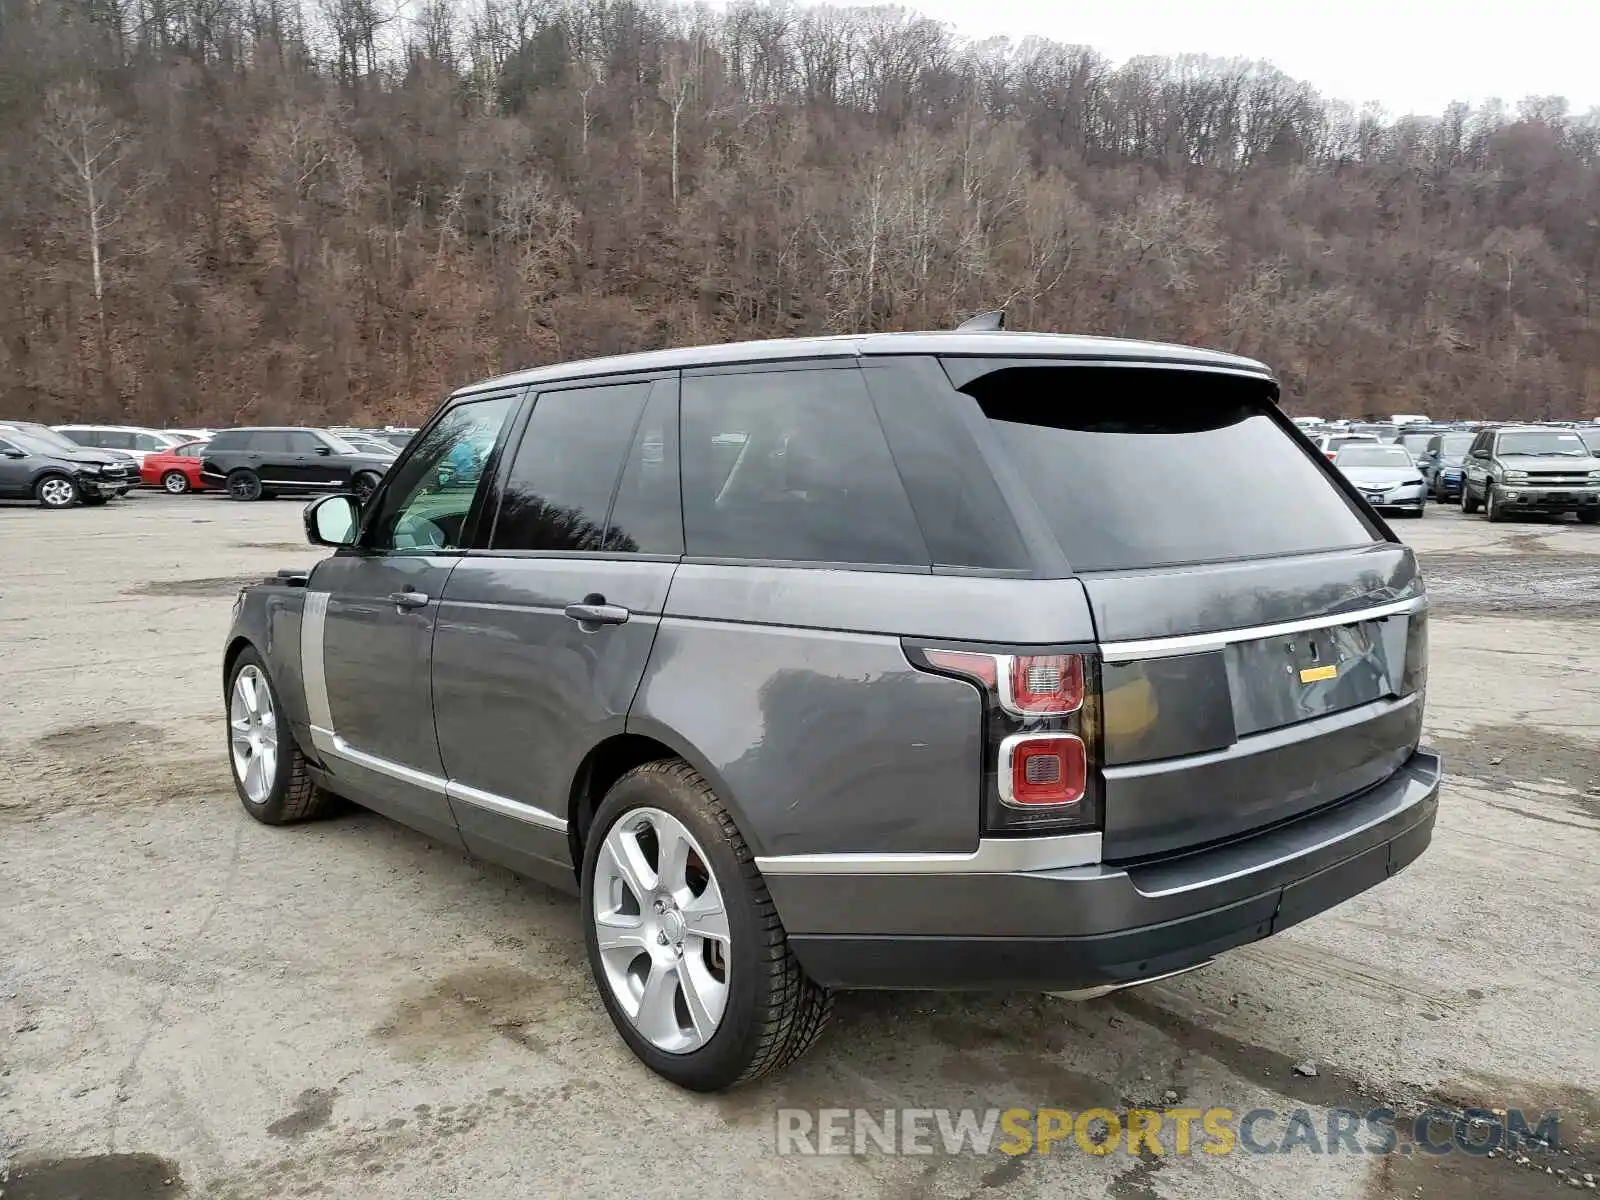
776,1106,1561,1157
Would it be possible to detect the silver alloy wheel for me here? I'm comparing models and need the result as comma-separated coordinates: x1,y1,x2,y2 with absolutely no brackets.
39,477,75,507
163,471,189,494
592,807,731,1054
229,665,279,804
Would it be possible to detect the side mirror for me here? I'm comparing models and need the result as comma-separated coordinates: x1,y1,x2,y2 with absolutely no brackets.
305,494,359,547
314,445,333,456
1,448,24,459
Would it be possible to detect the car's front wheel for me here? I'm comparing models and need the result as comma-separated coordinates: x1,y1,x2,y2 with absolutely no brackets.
35,474,79,509
227,469,263,501
227,648,333,824
581,761,831,1091
1462,484,1480,514
162,471,191,494
1485,484,1506,522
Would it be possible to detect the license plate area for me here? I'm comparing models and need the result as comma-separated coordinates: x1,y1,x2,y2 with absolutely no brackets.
1225,618,1402,737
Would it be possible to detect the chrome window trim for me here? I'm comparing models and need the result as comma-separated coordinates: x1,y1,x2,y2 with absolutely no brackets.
754,831,1102,875
1097,595,1427,663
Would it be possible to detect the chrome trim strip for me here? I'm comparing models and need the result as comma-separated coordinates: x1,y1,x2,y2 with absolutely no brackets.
300,591,333,730
754,832,1102,875
308,723,568,834
1098,595,1427,663
446,781,567,833
1048,959,1214,1002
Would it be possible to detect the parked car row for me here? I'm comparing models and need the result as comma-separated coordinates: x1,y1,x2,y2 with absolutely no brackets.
0,421,416,507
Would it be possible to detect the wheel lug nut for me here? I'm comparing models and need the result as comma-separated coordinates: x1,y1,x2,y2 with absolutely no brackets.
656,931,668,945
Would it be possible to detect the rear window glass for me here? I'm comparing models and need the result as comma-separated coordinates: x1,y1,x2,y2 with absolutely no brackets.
960,365,1377,573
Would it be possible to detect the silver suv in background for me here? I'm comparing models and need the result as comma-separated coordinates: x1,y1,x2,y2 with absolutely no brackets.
1460,425,1600,523
222,331,1439,1090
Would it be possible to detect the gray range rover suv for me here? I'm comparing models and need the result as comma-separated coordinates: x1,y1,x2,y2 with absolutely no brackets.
222,331,1440,1090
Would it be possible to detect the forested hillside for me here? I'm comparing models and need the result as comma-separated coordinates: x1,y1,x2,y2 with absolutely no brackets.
2,0,1598,425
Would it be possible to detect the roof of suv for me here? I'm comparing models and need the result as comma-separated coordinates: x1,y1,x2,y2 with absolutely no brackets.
456,331,1273,397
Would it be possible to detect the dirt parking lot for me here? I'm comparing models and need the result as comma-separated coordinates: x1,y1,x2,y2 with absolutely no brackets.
2,494,1598,1200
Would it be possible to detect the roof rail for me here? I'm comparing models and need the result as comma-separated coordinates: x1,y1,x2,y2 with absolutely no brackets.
956,309,1005,332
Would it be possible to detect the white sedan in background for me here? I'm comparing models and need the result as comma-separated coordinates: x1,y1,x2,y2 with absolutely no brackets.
1333,444,1427,518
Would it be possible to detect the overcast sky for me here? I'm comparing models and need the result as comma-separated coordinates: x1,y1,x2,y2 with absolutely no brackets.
772,0,1599,118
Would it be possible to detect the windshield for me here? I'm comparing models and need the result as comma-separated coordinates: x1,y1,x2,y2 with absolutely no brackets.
3,430,70,456
318,431,363,455
1498,431,1589,457
1337,446,1414,468
2,424,80,452
1439,434,1474,456
1398,433,1433,454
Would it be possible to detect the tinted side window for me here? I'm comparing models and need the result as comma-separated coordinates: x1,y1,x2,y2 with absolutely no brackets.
65,430,101,446
864,358,1030,571
252,431,291,454
283,431,324,454
491,382,652,552
100,431,136,449
208,430,245,452
603,388,682,555
681,367,930,566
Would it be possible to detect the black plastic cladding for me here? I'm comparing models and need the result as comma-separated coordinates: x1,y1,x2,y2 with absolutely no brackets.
902,641,1103,837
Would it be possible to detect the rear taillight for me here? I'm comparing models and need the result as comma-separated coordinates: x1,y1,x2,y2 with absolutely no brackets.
909,647,1100,834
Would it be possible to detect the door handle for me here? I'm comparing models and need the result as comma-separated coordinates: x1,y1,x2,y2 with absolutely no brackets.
389,590,429,610
564,599,630,627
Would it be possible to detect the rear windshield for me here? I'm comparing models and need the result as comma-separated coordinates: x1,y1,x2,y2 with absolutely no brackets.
959,365,1378,572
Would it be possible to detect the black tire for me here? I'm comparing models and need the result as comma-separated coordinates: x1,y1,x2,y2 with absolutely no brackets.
1485,485,1505,522
162,470,191,495
35,473,79,509
227,469,263,501
226,647,333,825
1578,510,1600,525
352,471,382,505
581,760,831,1091
1462,485,1480,515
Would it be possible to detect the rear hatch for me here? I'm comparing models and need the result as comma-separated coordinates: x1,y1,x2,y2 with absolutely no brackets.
953,361,1428,861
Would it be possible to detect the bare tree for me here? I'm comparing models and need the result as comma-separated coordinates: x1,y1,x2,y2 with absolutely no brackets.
42,81,134,403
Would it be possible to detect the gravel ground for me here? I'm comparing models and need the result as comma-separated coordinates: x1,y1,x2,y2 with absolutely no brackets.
1,494,1597,1200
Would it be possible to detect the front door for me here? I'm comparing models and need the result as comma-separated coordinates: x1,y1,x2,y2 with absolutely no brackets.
432,377,682,886
305,391,524,844
0,436,32,496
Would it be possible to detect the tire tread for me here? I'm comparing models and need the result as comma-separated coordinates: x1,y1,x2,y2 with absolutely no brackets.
627,759,832,1086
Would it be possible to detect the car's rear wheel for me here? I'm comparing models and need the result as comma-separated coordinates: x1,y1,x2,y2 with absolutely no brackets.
162,471,191,494
227,469,263,501
1462,485,1480,514
581,760,831,1091
227,648,332,824
35,474,79,509
1485,485,1505,522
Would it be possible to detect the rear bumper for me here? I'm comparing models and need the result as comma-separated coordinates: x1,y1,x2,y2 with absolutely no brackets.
777,749,1441,990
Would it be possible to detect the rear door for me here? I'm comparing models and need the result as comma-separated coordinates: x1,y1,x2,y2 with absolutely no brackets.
0,435,32,496
431,376,681,886
949,360,1428,861
308,392,522,844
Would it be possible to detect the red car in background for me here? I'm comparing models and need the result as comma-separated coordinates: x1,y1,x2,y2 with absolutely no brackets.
140,441,210,493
